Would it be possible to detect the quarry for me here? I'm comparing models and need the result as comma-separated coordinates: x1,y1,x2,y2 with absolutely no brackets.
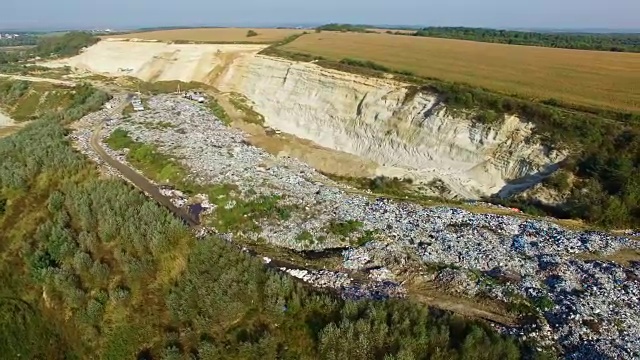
46,39,566,200
68,93,640,359
31,37,640,358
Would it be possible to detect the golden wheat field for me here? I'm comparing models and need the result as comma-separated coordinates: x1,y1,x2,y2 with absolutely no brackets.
283,32,640,112
107,28,305,43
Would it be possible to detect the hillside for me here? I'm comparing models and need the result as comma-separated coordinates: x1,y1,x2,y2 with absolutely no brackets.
44,36,640,227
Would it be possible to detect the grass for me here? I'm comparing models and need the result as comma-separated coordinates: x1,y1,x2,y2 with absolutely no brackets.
138,120,175,130
229,93,265,125
0,81,75,122
282,32,640,113
207,98,232,125
105,129,185,184
105,129,297,234
327,219,363,237
106,28,306,44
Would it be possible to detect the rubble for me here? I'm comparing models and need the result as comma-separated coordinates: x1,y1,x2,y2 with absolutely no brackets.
70,94,640,359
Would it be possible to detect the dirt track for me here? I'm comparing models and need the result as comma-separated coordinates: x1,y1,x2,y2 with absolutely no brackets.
89,105,199,227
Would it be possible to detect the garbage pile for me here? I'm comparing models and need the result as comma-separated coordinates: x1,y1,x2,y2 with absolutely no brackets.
281,268,406,300
71,94,640,359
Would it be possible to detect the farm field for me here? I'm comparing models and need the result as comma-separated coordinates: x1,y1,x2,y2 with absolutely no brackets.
107,27,306,43
282,32,640,112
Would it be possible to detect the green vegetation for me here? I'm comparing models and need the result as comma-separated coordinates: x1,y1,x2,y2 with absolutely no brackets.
33,31,99,58
295,230,314,244
327,219,364,237
0,32,98,66
339,57,414,76
139,120,176,130
246,30,259,38
208,97,232,124
0,33,38,47
315,24,640,52
543,170,571,193
368,175,414,194
353,229,377,247
0,79,109,122
124,78,203,94
316,24,377,33
212,194,291,233
0,103,547,360
106,128,185,183
230,93,265,125
411,27,640,53
533,295,555,312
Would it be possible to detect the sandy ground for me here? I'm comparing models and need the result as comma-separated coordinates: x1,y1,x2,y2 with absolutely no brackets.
0,111,24,138
42,40,266,85
0,111,13,127
105,28,305,43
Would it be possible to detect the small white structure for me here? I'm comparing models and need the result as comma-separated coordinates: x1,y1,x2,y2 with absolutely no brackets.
183,91,206,103
131,97,144,111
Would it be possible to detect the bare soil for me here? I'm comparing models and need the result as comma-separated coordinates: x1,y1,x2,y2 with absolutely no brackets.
106,28,306,43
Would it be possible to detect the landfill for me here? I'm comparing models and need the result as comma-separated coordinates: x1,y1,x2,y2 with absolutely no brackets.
70,94,640,359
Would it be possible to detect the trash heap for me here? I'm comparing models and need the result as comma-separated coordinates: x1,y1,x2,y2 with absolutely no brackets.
71,94,640,359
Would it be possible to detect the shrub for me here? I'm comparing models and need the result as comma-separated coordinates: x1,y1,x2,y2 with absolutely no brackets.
295,230,314,243
327,219,363,237
543,170,571,193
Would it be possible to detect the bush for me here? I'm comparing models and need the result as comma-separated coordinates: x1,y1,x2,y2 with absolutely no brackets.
295,230,314,244
207,98,232,125
340,58,390,72
327,219,363,237
543,170,571,193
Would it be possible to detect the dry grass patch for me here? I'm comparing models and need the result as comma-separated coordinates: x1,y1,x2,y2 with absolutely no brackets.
283,32,640,112
107,28,306,43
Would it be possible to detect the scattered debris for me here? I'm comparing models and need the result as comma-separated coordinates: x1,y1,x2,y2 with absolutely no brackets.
70,94,640,359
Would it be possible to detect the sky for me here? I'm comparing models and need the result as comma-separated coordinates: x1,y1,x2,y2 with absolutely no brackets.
1,0,639,31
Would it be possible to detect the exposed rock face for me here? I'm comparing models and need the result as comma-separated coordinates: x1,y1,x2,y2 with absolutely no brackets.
49,41,566,198
218,55,565,198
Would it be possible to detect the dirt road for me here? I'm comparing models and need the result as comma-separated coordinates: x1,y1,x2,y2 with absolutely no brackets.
89,105,199,227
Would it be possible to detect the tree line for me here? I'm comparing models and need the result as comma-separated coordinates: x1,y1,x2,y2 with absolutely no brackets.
0,31,98,65
0,34,38,47
0,80,552,358
315,24,640,52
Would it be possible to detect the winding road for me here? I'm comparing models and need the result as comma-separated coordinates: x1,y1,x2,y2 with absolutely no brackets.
89,102,199,227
